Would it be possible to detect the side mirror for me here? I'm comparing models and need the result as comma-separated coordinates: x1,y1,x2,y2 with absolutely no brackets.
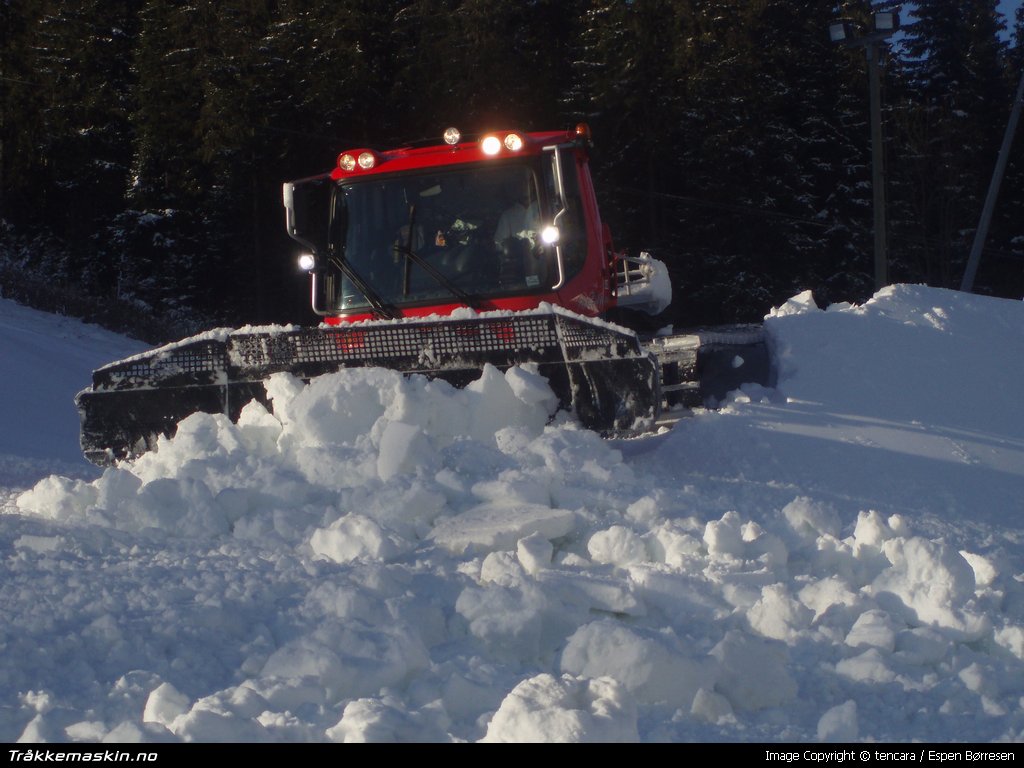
282,175,332,256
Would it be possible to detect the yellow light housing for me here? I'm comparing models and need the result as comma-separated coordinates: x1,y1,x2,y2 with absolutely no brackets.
481,135,501,155
357,151,376,169
575,123,592,142
338,153,356,171
443,127,461,145
504,132,524,151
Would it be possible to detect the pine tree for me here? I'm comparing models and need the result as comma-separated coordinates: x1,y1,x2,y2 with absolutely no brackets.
568,0,877,323
113,1,211,329
683,0,879,315
129,2,210,208
0,0,49,226
0,1,139,308
896,0,1010,289
385,0,578,140
987,4,1024,298
565,0,699,321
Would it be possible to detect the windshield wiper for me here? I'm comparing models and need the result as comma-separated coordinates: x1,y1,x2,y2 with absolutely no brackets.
396,202,478,308
328,255,398,320
392,242,479,308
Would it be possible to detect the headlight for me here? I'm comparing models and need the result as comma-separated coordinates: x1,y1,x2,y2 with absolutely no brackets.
298,253,316,271
540,225,559,245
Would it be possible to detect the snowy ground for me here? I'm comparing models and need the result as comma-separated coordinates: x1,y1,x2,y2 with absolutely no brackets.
2,284,1024,743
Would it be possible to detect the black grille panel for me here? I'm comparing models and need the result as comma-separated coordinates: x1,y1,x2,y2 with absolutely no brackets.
91,312,644,391
93,340,227,389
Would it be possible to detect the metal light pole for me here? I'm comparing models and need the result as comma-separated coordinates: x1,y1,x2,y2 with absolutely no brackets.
830,11,899,291
960,68,1024,293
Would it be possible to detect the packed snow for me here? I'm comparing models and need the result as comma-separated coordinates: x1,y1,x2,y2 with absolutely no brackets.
2,284,1024,743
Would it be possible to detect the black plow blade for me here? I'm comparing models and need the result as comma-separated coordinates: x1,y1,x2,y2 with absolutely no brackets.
76,311,661,466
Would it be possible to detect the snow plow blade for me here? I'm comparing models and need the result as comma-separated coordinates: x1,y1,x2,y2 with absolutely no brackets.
76,311,661,466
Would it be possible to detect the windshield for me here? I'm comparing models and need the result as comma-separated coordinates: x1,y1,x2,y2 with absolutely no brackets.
329,161,560,312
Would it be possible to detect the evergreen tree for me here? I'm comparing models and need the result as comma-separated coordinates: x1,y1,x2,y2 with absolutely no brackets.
0,1,141,308
569,0,874,323
129,1,208,208
987,4,1024,298
115,1,211,330
0,0,49,226
565,0,699,320
192,0,275,320
895,0,1009,289
4,0,1021,335
683,0,878,316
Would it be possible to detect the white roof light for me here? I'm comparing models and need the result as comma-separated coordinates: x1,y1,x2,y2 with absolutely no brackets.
481,135,501,155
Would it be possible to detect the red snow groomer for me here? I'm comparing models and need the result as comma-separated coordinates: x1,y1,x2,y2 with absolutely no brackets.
77,125,771,465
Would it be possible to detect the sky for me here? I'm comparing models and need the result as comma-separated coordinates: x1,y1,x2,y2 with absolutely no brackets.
1,284,1024,744
1001,0,1022,24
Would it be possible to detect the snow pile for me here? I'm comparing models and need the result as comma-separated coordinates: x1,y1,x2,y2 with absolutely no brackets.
3,285,1024,743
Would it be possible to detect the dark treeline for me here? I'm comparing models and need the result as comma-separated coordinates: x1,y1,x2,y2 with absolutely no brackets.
1,0,1022,343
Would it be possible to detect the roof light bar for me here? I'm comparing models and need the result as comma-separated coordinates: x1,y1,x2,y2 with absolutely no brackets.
481,132,525,155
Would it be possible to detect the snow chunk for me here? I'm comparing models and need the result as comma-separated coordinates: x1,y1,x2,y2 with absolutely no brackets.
430,502,576,555
869,536,987,638
747,584,814,642
690,687,735,724
781,496,841,545
143,682,191,728
817,700,858,743
259,622,429,703
845,609,900,652
376,421,434,481
587,525,648,567
768,289,820,317
309,514,403,564
326,697,451,743
560,620,716,709
481,673,638,743
709,631,797,710
703,510,745,560
455,582,548,662
517,532,554,575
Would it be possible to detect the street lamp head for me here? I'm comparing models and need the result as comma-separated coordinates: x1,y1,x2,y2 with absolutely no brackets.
872,11,899,34
828,19,853,43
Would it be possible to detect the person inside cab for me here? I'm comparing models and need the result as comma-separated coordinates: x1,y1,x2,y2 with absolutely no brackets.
494,177,545,287
494,181,540,248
